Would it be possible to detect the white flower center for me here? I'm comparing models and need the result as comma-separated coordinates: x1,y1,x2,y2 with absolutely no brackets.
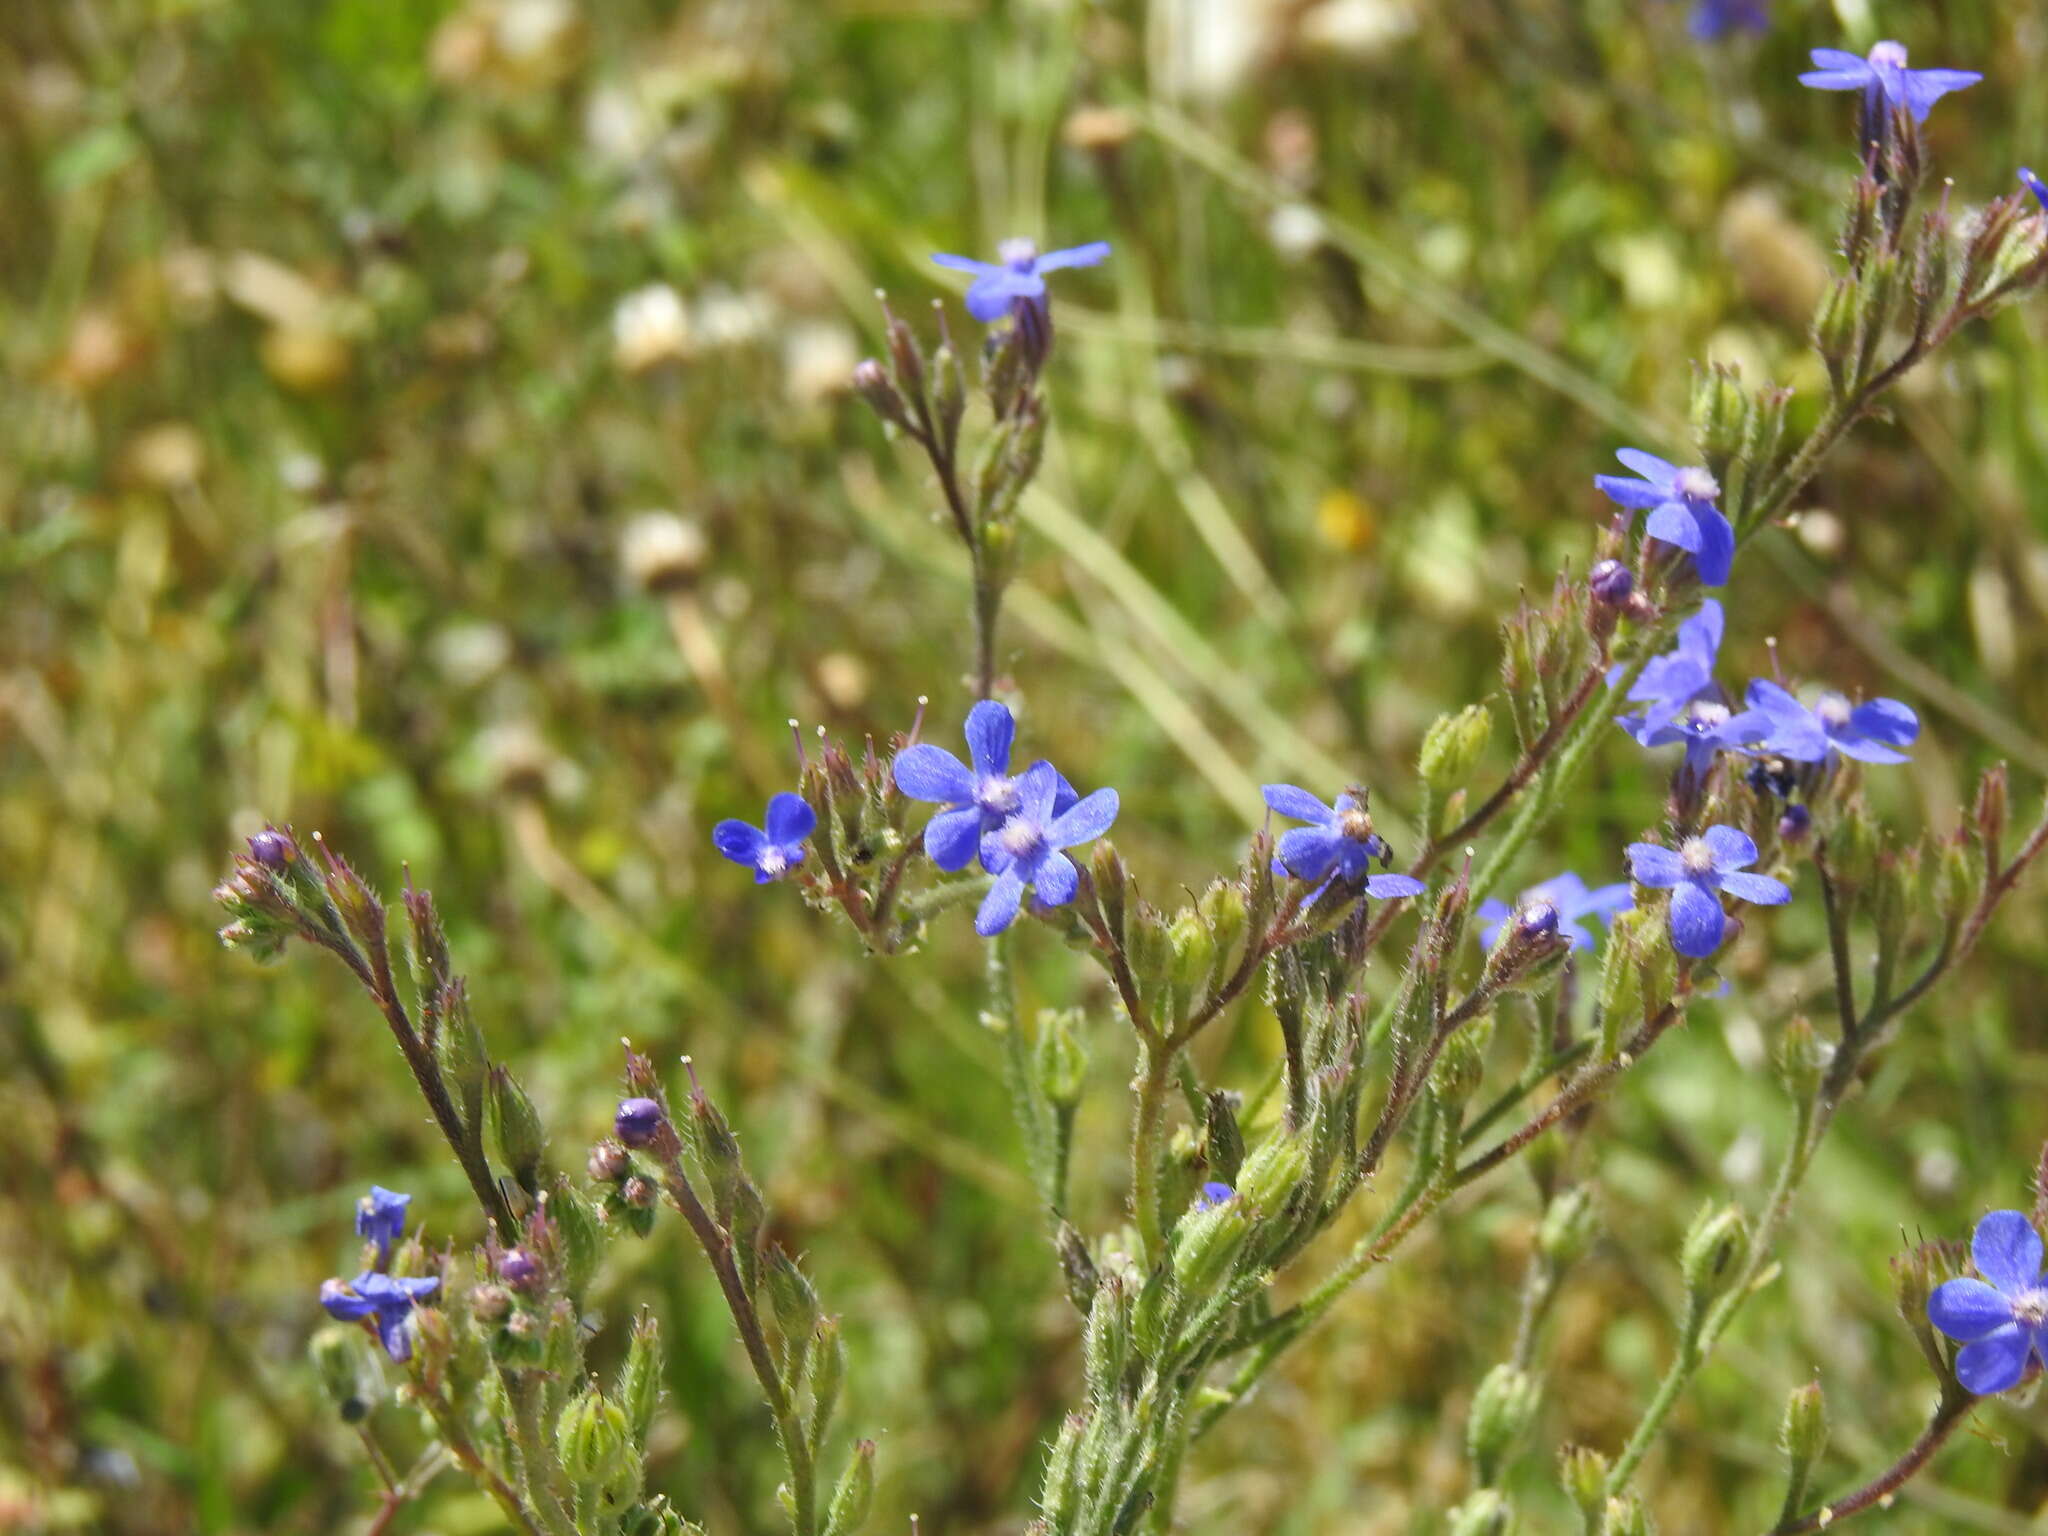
976,775,1020,815
1675,466,1721,503
2014,1287,2048,1328
1687,702,1731,733
1868,40,1908,69
758,847,788,877
1680,837,1716,876
1000,818,1045,861
1816,694,1852,729
998,238,1039,271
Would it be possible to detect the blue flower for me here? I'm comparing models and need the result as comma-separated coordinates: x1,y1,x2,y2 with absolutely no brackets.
1195,1182,1236,1210
1261,785,1427,899
1929,1210,2048,1395
2023,168,2048,213
355,1186,411,1267
321,1271,441,1362
893,700,1078,872
1622,600,1725,731
1626,826,1791,958
1798,42,1981,125
1618,696,1761,782
974,761,1119,937
1687,0,1767,41
931,239,1111,324
1477,873,1632,952
1741,680,1919,765
1594,450,1735,587
712,793,815,883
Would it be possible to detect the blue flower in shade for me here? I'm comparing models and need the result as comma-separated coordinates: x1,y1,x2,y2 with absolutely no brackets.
1626,826,1791,958
1477,873,1632,952
1619,697,1762,782
1687,0,1767,40
974,762,1119,937
893,701,1078,872
1595,451,1735,587
1261,785,1428,899
931,239,1112,324
2023,169,2048,213
1741,680,1919,764
355,1186,410,1267
712,793,815,883
1622,600,1725,730
1929,1211,2048,1395
1798,42,1982,125
321,1272,441,1362
1195,1182,1236,1210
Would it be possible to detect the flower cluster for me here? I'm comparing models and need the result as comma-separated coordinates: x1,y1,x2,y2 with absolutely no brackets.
320,1185,439,1362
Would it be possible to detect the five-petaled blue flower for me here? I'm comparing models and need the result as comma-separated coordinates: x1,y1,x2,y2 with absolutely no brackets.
321,1271,441,1362
1261,785,1427,900
1619,697,1760,782
1798,41,1981,125
1477,873,1632,952
931,239,1112,324
1687,0,1767,41
355,1186,410,1267
1626,825,1791,958
1622,600,1725,731
2023,169,2048,213
974,761,1119,937
1929,1210,2048,1396
713,793,815,883
1195,1182,1236,1210
1595,450,1735,587
1742,680,1919,765
893,700,1076,872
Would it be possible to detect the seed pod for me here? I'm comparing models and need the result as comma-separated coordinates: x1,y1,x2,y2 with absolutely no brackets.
822,1440,875,1536
618,1313,664,1446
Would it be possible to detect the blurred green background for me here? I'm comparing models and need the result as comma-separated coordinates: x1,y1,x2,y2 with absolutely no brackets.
5,0,2048,1530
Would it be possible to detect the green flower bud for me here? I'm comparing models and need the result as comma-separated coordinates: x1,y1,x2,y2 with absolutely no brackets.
1538,1186,1599,1269
1168,911,1216,1003
1127,902,1174,1007
931,343,966,445
1198,880,1248,982
1171,1198,1250,1295
1606,1491,1655,1536
1448,1490,1514,1536
1467,1364,1541,1484
1420,704,1494,800
618,1313,664,1446
549,1181,604,1298
822,1439,876,1536
1203,1092,1246,1188
1812,276,1858,385
1056,1221,1100,1314
309,1325,375,1423
1689,361,1748,463
1090,840,1128,948
1681,1203,1749,1302
1780,1381,1829,1484
486,1067,547,1197
1035,1008,1089,1109
434,982,489,1131
1235,1131,1311,1214
1431,1014,1496,1111
1558,1444,1609,1524
1774,1015,1826,1103
1932,836,1978,935
1971,763,2009,861
807,1317,846,1442
1083,1279,1129,1403
557,1387,636,1492
765,1244,822,1353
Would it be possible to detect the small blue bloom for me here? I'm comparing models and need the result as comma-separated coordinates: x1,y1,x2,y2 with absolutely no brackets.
1929,1210,2048,1395
1687,0,1768,41
1261,785,1427,899
1742,680,1919,765
1477,873,1632,952
1626,826,1791,958
893,701,1078,873
1622,600,1725,730
1618,696,1761,782
1195,1182,1236,1210
2023,169,2048,213
1798,42,1981,125
321,1271,441,1362
975,762,1119,937
931,239,1111,324
355,1186,411,1267
1595,451,1735,586
615,1097,664,1148
712,793,815,883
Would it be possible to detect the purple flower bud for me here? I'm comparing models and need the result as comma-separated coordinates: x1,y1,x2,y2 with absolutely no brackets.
1516,898,1561,938
471,1283,513,1322
1779,803,1812,843
1589,559,1634,607
615,1097,665,1148
247,827,298,871
587,1140,631,1182
622,1175,657,1210
499,1248,543,1293
852,358,888,393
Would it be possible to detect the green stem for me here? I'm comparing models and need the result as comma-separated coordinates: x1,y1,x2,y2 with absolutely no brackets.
989,933,1055,1207
1131,1040,1176,1267
506,1372,577,1536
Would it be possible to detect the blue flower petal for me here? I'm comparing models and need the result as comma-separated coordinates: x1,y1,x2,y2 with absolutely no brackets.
1850,697,1919,747
975,868,1027,936
1049,788,1119,849
712,820,767,867
1035,241,1112,272
1973,1210,2045,1295
1363,873,1426,900
893,744,976,804
1901,68,1982,123
1718,870,1790,906
1626,843,1686,888
1595,474,1669,511
1956,1324,2031,1395
1701,825,1759,872
1261,784,1335,825
1668,879,1726,958
1691,503,1735,587
1034,851,1080,908
1276,825,1345,884
963,700,1015,778
924,805,983,872
764,792,815,845
1930,1277,2017,1343
932,252,1002,276
1015,761,1061,823
1615,448,1680,486
1644,500,1702,554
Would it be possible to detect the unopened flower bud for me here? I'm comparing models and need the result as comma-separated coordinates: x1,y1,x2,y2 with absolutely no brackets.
622,1176,657,1210
1588,559,1634,607
1432,1013,1496,1110
823,1440,876,1536
1681,1203,1748,1301
309,1325,374,1422
1538,1186,1599,1268
1468,1364,1541,1483
557,1388,635,1490
1235,1131,1311,1213
619,1313,663,1444
1774,1015,1826,1103
1559,1444,1610,1523
499,1248,544,1294
486,1067,546,1196
247,827,298,872
588,1139,630,1182
615,1097,665,1148
1034,1009,1088,1108
1605,1491,1653,1536
852,357,910,431
470,1283,513,1323
1780,1381,1829,1477
1170,1197,1250,1294
1447,1490,1513,1536
1778,803,1812,843
1419,704,1494,798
